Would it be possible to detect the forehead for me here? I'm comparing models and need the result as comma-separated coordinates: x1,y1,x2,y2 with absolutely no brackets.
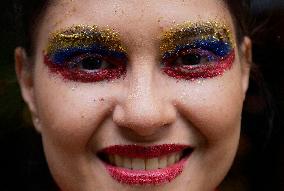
42,0,233,33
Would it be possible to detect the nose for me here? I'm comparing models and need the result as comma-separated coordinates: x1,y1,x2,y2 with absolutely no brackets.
113,61,176,137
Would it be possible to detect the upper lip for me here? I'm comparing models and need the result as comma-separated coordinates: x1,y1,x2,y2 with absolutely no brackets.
97,144,193,159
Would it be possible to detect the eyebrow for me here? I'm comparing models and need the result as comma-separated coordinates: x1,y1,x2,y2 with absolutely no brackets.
160,21,235,54
46,25,126,55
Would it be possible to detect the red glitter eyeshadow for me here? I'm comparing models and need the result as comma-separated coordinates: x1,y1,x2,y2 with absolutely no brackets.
44,54,126,82
162,50,235,80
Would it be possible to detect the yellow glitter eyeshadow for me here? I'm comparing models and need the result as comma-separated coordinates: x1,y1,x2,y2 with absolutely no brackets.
46,25,126,55
160,21,235,55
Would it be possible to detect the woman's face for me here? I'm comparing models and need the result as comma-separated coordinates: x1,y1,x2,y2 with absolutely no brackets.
17,0,251,190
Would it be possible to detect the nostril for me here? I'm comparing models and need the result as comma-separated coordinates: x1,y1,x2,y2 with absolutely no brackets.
112,103,176,137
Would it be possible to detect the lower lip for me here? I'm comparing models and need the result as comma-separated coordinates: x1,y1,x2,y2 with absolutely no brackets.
104,157,189,185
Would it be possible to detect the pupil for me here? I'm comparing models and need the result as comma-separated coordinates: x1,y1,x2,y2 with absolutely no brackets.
81,57,102,70
182,54,201,65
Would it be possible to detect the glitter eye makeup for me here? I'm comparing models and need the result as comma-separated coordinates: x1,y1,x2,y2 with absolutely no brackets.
160,21,235,80
44,25,127,82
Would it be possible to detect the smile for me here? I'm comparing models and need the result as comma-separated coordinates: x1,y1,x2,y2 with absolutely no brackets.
97,144,193,185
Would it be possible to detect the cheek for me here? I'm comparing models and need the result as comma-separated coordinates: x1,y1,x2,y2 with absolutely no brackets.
173,65,244,145
33,66,117,152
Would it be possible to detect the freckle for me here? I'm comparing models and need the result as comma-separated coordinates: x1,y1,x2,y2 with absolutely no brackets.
81,115,85,119
176,80,181,83
53,20,63,28
100,98,105,102
157,16,163,23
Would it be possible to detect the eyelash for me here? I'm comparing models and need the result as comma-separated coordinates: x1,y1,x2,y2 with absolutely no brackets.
45,41,234,82
67,53,118,71
160,41,235,80
44,49,127,82
162,48,218,67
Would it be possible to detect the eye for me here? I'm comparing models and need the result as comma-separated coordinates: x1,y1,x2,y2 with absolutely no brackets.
80,57,105,70
161,47,235,80
163,49,218,68
45,46,127,83
172,53,213,67
68,54,115,72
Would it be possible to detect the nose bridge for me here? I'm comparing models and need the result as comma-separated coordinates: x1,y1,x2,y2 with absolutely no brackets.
113,58,175,136
127,64,158,120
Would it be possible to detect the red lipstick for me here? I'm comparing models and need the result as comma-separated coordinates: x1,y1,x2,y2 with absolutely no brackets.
105,157,188,185
101,144,188,158
98,144,193,185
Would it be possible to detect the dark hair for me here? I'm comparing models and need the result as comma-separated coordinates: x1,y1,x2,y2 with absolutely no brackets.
225,0,251,41
13,0,253,55
13,0,47,56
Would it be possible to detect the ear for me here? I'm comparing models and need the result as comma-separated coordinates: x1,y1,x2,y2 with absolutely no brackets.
240,36,252,100
15,47,41,132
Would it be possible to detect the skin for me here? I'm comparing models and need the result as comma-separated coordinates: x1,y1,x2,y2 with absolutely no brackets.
15,0,252,191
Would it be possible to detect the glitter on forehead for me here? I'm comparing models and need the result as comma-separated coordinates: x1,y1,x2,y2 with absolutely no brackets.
160,21,235,55
46,25,126,55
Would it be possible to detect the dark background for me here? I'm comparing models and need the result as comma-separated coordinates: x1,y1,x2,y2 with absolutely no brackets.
0,0,284,191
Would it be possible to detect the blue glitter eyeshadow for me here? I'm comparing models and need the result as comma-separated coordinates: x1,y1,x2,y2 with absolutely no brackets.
193,38,232,56
49,44,126,64
163,37,233,59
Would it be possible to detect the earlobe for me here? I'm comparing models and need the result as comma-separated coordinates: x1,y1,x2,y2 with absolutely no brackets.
15,47,41,132
240,36,252,100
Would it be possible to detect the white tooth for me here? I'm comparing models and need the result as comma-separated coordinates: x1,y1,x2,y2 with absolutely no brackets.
123,157,132,169
167,154,175,166
158,156,167,169
132,158,145,170
114,155,123,167
109,155,115,165
145,158,159,170
175,152,181,162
